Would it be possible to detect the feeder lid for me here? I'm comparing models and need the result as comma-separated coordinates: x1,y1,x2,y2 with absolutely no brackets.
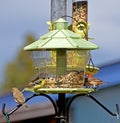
53,18,68,30
24,18,99,51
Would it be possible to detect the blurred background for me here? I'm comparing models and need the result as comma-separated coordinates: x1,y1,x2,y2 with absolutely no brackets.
0,0,120,94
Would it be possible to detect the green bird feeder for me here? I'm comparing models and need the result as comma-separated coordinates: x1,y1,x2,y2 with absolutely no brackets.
24,18,99,94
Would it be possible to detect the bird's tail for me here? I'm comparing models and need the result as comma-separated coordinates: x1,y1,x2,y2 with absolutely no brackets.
102,81,109,85
23,103,29,109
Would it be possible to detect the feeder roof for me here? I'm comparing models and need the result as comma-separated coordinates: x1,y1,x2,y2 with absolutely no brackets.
24,29,99,51
24,18,99,51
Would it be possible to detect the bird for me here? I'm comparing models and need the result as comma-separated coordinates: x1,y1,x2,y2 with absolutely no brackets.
84,73,106,89
33,79,46,92
21,76,43,92
11,87,28,109
26,77,42,88
74,21,88,39
22,77,46,92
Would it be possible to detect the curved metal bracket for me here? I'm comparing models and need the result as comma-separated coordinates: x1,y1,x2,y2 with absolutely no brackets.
39,93,58,115
66,94,119,122
2,94,35,116
88,94,119,116
2,93,119,123
66,94,86,122
2,93,58,117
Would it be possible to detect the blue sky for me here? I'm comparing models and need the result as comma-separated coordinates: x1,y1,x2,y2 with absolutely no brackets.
0,0,120,84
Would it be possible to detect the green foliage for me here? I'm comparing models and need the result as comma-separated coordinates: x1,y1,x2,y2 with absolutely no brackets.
1,35,38,93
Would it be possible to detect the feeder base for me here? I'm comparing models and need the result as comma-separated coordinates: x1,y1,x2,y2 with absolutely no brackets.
24,88,94,94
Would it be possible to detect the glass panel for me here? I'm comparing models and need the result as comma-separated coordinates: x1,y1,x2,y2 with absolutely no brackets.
32,50,89,88
32,51,50,78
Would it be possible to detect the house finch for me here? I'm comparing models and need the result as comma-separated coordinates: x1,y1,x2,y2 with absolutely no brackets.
84,74,105,89
11,87,28,109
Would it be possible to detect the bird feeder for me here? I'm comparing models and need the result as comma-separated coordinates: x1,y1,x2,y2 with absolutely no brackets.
1,1,120,123
24,18,99,93
72,0,88,38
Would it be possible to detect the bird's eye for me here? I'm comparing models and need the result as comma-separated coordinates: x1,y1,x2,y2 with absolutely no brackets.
33,83,36,86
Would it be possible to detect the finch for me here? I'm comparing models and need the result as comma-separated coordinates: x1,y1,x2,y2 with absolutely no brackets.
11,87,28,109
33,79,46,91
27,78,44,88
22,78,46,92
84,74,106,89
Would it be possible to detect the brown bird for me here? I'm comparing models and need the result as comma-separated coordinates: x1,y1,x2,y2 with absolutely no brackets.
11,87,28,109
84,74,106,89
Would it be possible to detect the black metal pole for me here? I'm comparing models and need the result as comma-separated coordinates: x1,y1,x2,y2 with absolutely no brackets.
56,93,66,123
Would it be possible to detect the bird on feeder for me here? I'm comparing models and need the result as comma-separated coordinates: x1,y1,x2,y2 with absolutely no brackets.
74,21,88,39
21,76,46,92
84,73,106,89
33,79,46,92
27,77,43,87
74,21,94,40
11,87,28,109
23,78,46,93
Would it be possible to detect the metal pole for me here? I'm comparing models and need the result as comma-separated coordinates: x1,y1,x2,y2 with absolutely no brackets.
51,0,67,22
51,1,67,122
56,93,66,123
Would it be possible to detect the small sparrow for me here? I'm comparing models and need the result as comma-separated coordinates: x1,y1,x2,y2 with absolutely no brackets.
11,87,28,109
84,74,105,89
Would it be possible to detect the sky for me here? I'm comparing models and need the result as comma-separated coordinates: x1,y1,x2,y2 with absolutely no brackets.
0,0,120,84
